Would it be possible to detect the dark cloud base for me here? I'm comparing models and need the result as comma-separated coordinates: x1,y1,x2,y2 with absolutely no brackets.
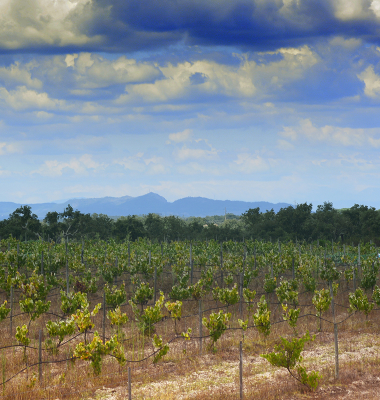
2,0,380,54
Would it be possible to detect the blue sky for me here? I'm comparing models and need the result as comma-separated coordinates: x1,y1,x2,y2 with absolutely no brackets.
1,0,380,209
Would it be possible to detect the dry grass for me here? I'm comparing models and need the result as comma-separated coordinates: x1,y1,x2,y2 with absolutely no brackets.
2,288,380,399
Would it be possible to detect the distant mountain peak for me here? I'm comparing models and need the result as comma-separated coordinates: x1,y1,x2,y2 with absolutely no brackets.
0,193,291,220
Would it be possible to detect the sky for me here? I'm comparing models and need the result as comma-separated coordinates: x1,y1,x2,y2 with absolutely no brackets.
1,0,380,209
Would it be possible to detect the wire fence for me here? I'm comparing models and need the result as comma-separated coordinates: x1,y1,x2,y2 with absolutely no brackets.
0,239,379,398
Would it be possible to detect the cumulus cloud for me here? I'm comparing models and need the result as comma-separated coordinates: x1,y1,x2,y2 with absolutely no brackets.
280,119,380,147
2,0,380,54
65,53,161,89
167,129,193,143
115,153,167,174
172,138,219,162
357,65,380,98
33,154,103,177
0,86,64,111
328,36,362,49
114,153,145,172
0,0,102,50
116,46,317,104
0,62,42,89
231,153,270,173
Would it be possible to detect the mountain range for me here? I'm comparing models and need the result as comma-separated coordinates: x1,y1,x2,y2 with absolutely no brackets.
0,193,292,220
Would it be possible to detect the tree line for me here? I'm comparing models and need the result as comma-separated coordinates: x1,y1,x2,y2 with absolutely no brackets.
0,202,379,244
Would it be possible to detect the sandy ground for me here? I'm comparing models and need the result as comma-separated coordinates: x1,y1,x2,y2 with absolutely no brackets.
80,330,380,400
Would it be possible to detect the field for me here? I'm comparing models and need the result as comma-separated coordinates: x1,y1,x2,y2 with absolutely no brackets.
0,238,379,399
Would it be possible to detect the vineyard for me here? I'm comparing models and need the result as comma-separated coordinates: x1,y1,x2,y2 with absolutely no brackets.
0,237,380,399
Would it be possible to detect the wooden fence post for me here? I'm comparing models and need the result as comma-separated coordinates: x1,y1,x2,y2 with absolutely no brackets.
128,366,132,400
38,330,42,382
199,300,203,355
240,341,243,399
103,291,106,344
329,281,339,379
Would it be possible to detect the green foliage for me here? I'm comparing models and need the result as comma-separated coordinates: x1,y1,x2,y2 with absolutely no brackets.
223,273,234,286
281,305,300,335
202,310,231,351
361,262,379,290
243,288,256,313
46,318,76,353
253,295,271,338
312,288,331,331
130,292,165,335
349,288,374,318
181,327,192,340
200,268,214,292
297,366,321,390
104,282,127,309
73,332,126,375
152,334,169,363
238,318,248,331
60,290,87,315
263,275,276,293
302,274,316,293
18,271,52,321
372,285,380,306
261,331,321,391
332,282,339,297
0,301,10,322
73,271,97,294
344,266,355,284
165,301,182,321
72,300,102,342
15,324,30,347
165,300,182,334
0,272,15,297
212,284,240,307
169,284,190,301
276,279,298,306
320,260,340,282
131,281,154,309
312,289,331,316
19,298,51,322
188,280,205,300
107,306,129,327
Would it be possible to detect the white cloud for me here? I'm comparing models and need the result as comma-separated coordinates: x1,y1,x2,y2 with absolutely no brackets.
67,53,161,89
173,140,219,161
114,153,146,172
33,154,103,177
357,65,380,98
167,129,193,143
114,153,168,174
312,153,379,171
280,119,380,147
0,62,42,89
115,45,318,105
0,142,21,155
371,0,380,17
35,111,54,119
277,139,294,150
232,153,269,173
333,0,373,20
0,86,64,111
65,54,79,68
329,36,362,49
0,0,101,50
